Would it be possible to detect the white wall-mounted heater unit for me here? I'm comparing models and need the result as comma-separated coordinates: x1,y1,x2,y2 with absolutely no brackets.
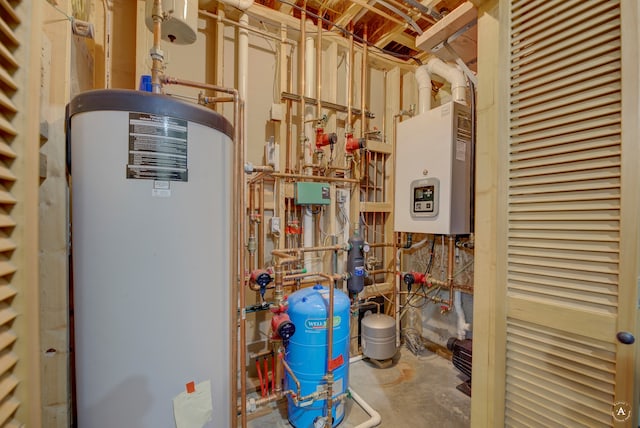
394,101,472,235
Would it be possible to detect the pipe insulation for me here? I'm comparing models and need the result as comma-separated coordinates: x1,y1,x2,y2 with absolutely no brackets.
453,290,471,340
216,0,254,10
239,13,249,160
414,65,432,114
426,57,467,104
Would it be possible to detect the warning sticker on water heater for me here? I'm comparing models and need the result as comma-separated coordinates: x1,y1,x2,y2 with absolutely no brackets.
127,113,188,181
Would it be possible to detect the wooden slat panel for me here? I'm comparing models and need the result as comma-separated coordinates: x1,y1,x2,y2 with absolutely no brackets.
506,5,623,422
0,91,16,115
0,261,16,278
0,43,17,69
0,66,15,91
0,140,15,160
0,17,18,47
511,1,617,59
0,1,20,25
507,296,616,342
0,330,16,351
0,374,18,403
512,54,620,99
0,397,18,427
0,352,18,377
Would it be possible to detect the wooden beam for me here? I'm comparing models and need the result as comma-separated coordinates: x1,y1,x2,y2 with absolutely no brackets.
416,1,477,52
248,3,415,70
374,27,416,50
334,2,364,27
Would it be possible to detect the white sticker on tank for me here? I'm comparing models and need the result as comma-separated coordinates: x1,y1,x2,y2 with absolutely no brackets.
336,402,344,420
332,378,343,396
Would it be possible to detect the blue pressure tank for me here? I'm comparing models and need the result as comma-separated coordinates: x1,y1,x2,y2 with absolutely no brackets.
285,284,351,427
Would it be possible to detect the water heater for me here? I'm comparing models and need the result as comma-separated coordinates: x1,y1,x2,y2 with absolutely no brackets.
394,101,472,235
68,89,233,427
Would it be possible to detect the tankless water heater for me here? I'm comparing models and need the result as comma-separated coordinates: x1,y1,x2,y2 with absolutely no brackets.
394,101,472,235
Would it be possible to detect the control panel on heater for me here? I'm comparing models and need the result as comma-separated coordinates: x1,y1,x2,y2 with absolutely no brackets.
411,178,439,218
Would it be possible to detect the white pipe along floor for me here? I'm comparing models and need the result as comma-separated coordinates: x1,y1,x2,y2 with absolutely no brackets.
246,346,471,427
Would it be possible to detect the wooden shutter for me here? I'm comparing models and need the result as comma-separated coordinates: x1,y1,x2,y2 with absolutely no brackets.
506,0,625,425
0,0,41,425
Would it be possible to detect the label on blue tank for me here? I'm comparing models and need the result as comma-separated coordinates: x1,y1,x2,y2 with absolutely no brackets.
354,266,365,277
305,316,342,331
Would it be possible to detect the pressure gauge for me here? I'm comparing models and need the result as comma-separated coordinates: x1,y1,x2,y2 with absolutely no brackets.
362,242,371,253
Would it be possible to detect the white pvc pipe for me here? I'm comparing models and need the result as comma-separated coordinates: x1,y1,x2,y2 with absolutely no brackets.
453,290,471,340
414,65,432,114
217,0,254,10
238,13,249,161
425,57,467,104
303,36,316,272
349,388,382,428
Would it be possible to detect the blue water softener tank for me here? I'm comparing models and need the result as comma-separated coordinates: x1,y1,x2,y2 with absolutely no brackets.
285,285,351,427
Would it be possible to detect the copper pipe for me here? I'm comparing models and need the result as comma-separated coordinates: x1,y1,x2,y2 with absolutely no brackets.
239,101,247,428
201,95,235,104
347,23,354,132
286,30,294,172
360,24,368,138
271,172,359,184
161,76,244,428
316,11,322,125
446,236,455,309
248,181,256,270
150,0,164,93
258,178,265,267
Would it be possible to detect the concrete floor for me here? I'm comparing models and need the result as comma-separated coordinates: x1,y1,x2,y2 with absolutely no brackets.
246,346,471,428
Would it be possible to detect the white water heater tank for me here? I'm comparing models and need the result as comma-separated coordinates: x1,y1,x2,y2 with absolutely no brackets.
68,89,233,428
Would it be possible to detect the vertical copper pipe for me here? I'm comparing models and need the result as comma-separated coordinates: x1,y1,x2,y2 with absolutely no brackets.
360,24,368,138
151,0,164,93
238,101,247,428
316,11,322,124
447,236,455,307
248,182,256,270
347,23,354,133
258,179,265,267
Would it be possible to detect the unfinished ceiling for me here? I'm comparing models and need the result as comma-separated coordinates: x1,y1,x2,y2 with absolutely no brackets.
200,0,477,69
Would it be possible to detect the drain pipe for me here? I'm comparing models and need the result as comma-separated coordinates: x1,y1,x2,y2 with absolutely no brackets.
349,388,382,428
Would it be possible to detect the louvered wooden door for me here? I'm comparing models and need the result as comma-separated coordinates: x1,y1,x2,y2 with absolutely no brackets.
491,0,639,426
0,0,44,425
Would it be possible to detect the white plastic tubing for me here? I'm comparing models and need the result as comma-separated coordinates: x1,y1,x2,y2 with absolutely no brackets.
349,388,382,428
414,57,467,114
217,0,254,10
454,290,471,340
